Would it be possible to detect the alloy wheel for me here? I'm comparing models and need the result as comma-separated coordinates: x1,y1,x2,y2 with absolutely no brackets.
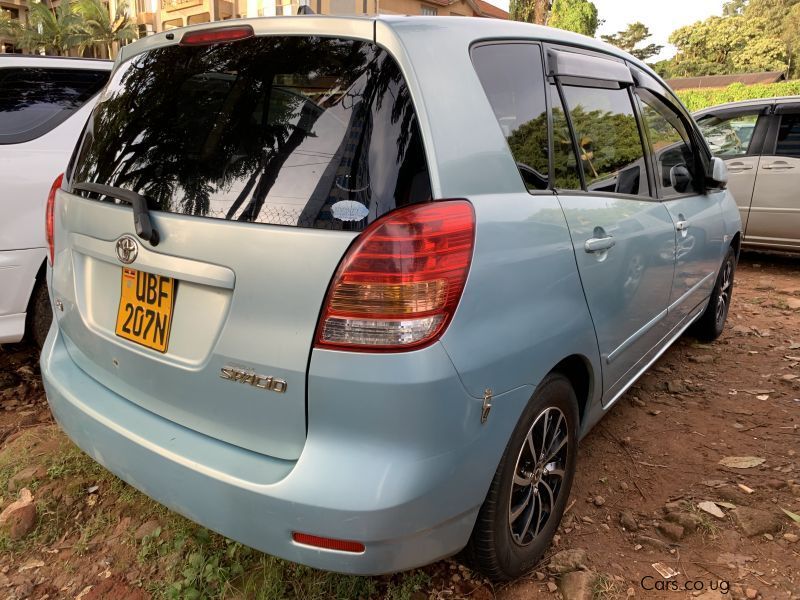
508,407,570,546
716,259,733,326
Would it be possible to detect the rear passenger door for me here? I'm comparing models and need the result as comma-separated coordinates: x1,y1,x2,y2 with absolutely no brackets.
695,105,770,232
635,88,724,324
545,49,677,403
746,106,800,251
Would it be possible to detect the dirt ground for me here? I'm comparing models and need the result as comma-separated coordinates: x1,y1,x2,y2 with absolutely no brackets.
1,251,799,600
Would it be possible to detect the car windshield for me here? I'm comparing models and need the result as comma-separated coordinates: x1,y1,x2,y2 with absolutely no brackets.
70,36,431,231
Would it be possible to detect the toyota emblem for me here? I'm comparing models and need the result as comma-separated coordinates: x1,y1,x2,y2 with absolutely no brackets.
116,235,139,264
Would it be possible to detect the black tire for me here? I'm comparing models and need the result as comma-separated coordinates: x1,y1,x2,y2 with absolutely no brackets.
692,246,736,342
26,279,52,349
465,373,579,582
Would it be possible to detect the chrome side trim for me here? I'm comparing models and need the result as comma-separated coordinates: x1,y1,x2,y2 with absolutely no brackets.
667,271,714,313
606,308,667,365
602,305,704,411
70,232,235,289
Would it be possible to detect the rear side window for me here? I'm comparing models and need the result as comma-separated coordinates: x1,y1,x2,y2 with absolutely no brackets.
70,37,432,231
697,112,759,157
550,84,581,189
472,43,549,191
636,90,702,197
776,114,800,157
559,85,649,197
0,67,108,144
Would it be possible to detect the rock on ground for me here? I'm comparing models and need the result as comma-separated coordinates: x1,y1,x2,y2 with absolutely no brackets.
133,519,160,541
657,521,685,541
0,487,36,539
619,510,638,531
666,511,702,533
731,507,781,537
547,548,587,574
558,570,597,600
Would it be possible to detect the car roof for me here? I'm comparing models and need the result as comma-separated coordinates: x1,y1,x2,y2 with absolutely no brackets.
0,54,113,71
693,96,800,117
116,15,659,81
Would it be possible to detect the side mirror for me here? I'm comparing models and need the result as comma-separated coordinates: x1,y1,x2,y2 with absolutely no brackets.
707,156,728,190
669,164,692,193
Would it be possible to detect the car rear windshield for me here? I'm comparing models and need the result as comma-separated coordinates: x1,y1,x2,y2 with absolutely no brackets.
70,36,432,231
0,67,108,144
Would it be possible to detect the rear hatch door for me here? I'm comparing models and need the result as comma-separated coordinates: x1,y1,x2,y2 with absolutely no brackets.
52,30,432,460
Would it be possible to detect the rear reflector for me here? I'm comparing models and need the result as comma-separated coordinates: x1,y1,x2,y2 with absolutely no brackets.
292,532,365,553
179,25,254,46
46,173,64,265
315,200,475,351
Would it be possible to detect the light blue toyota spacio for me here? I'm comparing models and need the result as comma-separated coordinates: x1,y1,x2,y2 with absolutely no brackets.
41,15,741,581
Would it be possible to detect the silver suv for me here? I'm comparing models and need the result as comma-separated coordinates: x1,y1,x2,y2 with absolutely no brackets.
696,97,800,253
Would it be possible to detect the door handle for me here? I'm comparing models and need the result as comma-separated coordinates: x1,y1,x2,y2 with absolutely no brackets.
762,162,794,170
727,162,752,171
584,236,616,253
675,220,690,231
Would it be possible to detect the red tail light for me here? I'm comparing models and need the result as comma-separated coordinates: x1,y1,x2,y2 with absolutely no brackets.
315,200,475,352
180,25,254,46
46,173,64,265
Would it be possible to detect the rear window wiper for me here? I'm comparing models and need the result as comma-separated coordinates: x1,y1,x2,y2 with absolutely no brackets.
72,182,160,246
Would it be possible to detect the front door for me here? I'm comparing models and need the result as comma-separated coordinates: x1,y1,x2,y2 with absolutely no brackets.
746,110,800,251
551,82,676,399
636,89,724,323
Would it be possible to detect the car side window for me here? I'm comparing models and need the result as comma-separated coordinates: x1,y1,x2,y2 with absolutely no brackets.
558,85,649,197
0,67,108,145
636,90,701,197
551,84,581,189
775,114,800,157
471,43,550,192
696,112,760,157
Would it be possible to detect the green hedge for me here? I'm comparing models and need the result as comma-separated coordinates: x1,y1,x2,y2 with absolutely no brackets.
675,80,800,112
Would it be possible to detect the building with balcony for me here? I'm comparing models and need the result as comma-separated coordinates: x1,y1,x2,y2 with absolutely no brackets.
0,0,27,53
158,0,507,31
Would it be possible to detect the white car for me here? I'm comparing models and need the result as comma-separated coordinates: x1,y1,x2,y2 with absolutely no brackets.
0,55,111,346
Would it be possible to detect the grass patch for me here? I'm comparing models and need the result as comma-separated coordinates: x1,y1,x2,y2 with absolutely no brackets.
690,505,720,539
593,573,623,599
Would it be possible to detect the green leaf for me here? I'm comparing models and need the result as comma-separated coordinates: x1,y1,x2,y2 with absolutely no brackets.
781,507,800,523
188,552,203,568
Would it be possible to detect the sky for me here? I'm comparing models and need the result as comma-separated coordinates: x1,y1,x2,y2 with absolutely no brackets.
484,0,727,60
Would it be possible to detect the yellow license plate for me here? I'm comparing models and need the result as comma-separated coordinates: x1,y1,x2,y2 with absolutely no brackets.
115,268,176,353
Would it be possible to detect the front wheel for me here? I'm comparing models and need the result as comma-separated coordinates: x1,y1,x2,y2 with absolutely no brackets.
692,246,736,342
465,373,579,581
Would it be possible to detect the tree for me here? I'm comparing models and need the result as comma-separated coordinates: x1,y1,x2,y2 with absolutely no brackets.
13,1,83,56
0,9,18,38
783,3,800,76
722,0,746,15
601,22,663,61
548,0,598,36
74,0,137,58
668,14,787,76
509,0,550,24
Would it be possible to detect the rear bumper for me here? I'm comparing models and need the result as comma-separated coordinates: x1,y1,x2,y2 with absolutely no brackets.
41,326,527,575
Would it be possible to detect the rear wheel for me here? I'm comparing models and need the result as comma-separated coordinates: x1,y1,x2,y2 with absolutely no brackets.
692,246,736,342
27,279,52,349
465,373,579,581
